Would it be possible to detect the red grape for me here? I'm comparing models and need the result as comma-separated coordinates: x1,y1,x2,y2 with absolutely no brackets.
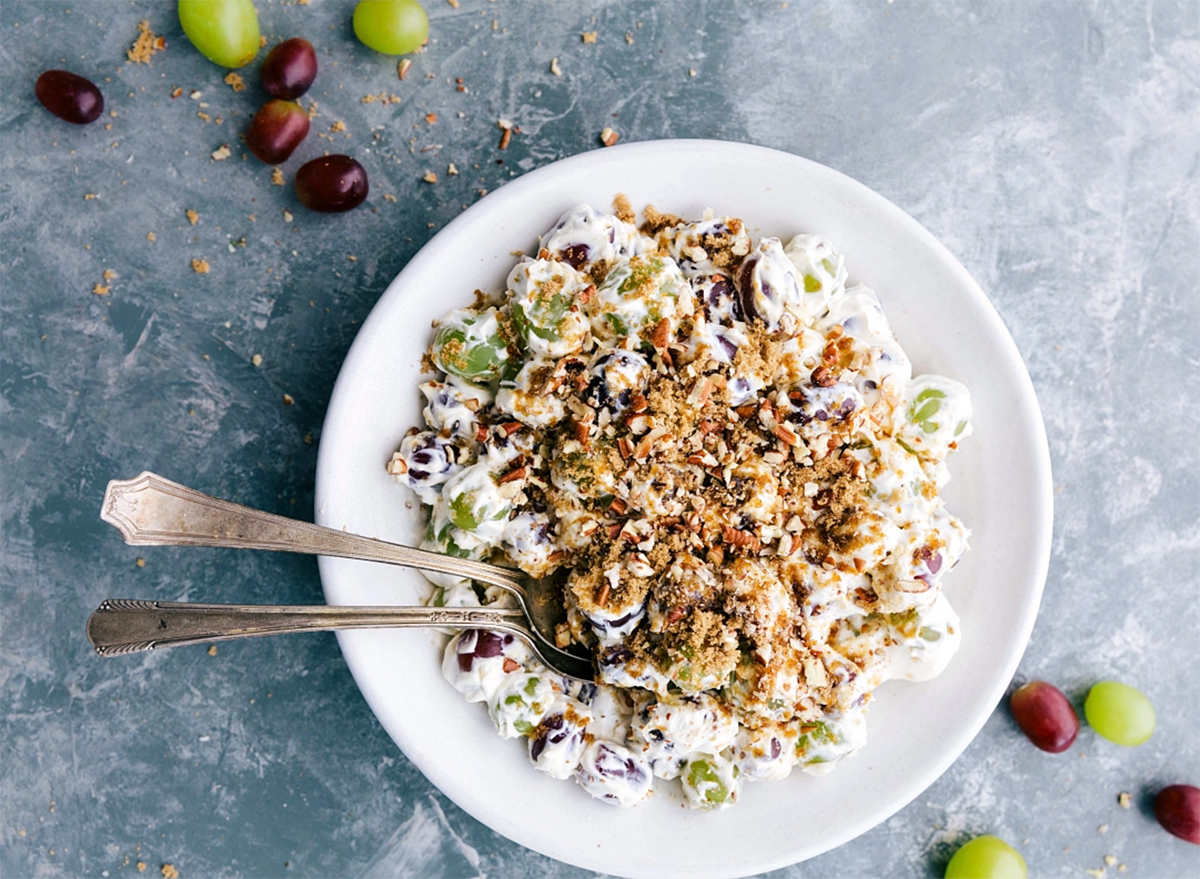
1155,784,1200,844
261,38,317,100
1009,680,1079,753
295,155,369,213
245,99,310,164
35,70,104,124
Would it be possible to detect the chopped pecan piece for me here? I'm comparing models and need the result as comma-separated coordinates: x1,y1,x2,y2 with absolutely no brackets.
497,466,527,484
774,424,800,445
573,418,590,445
721,525,762,551
651,317,671,350
811,366,836,388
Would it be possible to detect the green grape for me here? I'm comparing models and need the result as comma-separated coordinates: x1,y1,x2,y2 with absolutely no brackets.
909,387,946,434
1084,680,1156,746
430,308,510,385
353,0,429,55
178,0,260,69
944,836,1027,879
686,760,728,805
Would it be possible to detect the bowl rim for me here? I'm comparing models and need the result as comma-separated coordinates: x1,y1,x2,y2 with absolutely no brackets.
315,138,1054,878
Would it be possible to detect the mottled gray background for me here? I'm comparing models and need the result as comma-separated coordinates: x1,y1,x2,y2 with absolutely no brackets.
2,1,1198,877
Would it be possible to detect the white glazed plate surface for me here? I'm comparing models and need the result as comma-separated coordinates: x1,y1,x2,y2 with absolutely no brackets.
314,140,1053,879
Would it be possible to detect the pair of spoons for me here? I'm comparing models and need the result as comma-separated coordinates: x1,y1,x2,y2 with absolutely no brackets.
86,472,594,681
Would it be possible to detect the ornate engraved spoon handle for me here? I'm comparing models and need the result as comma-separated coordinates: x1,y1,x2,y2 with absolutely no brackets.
87,599,529,656
101,472,525,592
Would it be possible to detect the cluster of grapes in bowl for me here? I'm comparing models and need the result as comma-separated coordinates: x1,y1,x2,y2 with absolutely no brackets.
35,0,432,214
943,678,1197,878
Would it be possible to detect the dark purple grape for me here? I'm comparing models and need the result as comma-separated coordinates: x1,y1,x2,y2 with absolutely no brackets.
294,154,369,213
529,713,565,761
560,243,589,269
35,70,103,124
245,99,310,164
261,38,318,100
735,255,762,321
1010,680,1079,753
455,629,514,673
1156,785,1200,844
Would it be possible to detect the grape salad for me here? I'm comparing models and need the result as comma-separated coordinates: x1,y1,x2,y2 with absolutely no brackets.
388,199,972,810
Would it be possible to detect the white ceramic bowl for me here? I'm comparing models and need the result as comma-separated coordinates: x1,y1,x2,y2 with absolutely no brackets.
314,140,1053,878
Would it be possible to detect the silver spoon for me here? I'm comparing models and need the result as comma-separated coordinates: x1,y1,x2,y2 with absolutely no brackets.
85,599,593,681
93,472,592,680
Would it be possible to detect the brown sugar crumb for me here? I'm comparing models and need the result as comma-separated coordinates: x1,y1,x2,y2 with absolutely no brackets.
569,543,648,616
84,193,98,200
730,329,783,398
190,258,210,274
629,609,738,692
696,220,747,269
161,865,179,879
136,863,146,873
147,232,156,241
186,209,199,226
331,120,347,133
271,167,284,185
612,193,635,224
424,113,438,124
582,31,598,43
422,171,438,184
641,204,684,235
92,283,110,295
127,20,165,64
223,72,246,92
104,269,117,281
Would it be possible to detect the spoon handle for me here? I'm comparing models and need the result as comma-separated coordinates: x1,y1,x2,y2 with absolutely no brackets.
101,472,524,592
86,599,528,656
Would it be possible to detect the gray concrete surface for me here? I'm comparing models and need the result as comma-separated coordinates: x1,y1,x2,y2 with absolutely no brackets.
2,1,1198,877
